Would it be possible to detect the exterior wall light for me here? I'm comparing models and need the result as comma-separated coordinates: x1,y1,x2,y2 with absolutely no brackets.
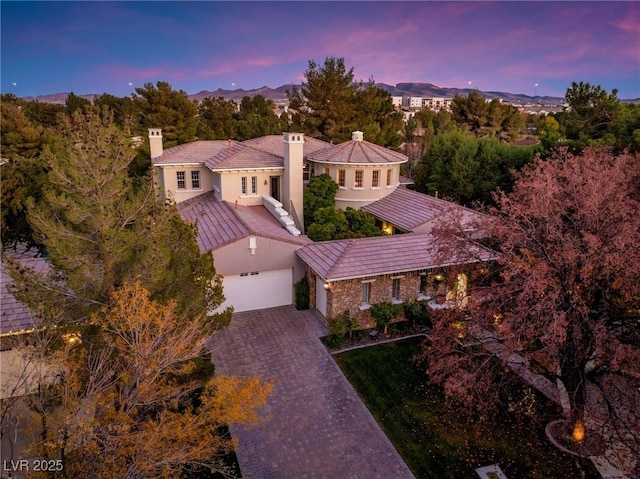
323,282,331,289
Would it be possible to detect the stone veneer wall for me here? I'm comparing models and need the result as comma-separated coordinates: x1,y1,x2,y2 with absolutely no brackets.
327,272,423,329
306,265,317,309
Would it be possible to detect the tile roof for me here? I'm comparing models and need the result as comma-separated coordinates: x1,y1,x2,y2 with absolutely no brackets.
243,135,332,157
297,233,494,281
154,135,334,170
231,204,311,246
178,192,249,251
177,192,311,252
309,138,407,165
362,188,483,233
1,248,49,335
206,143,283,170
152,140,237,165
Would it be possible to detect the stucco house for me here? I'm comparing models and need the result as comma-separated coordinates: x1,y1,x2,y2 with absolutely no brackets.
150,129,489,318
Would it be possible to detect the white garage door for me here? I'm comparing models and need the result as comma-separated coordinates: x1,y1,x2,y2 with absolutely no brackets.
217,269,293,313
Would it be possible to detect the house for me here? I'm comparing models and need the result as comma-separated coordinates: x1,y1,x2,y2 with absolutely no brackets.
297,233,493,328
150,129,489,318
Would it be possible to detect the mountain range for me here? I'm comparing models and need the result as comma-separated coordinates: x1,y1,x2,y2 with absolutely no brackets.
22,82,568,106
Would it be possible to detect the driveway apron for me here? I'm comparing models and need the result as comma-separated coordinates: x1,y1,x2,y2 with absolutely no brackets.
209,305,415,479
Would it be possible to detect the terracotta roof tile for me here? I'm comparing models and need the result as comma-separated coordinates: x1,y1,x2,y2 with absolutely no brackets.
309,139,407,165
153,141,238,165
231,204,312,246
208,144,283,170
243,135,332,157
362,188,485,234
178,193,310,252
297,233,493,281
178,193,249,251
362,188,449,231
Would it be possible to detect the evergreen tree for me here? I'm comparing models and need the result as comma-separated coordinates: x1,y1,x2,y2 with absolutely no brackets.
133,81,198,147
6,107,228,324
288,57,402,147
303,173,338,227
0,99,51,249
197,96,237,140
235,95,284,140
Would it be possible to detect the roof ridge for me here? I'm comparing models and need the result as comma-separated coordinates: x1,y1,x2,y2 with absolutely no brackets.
325,238,355,279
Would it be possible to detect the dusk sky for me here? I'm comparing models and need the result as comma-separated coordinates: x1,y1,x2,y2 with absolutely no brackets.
2,1,639,99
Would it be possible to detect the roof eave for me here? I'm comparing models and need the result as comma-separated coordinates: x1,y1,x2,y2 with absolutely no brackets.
320,257,493,282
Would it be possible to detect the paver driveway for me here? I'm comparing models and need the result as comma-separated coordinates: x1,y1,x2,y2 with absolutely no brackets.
209,305,415,479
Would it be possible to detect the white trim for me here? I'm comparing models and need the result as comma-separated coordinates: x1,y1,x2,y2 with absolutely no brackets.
156,162,203,167
214,167,284,173
309,160,407,166
358,303,371,310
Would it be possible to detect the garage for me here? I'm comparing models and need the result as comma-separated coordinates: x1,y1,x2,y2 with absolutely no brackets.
217,268,293,313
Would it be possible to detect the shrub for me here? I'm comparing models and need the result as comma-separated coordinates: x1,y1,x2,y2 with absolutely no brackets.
294,276,310,310
403,301,432,329
369,302,403,335
327,310,356,338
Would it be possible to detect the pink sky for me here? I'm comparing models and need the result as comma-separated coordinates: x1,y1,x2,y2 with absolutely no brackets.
2,2,639,99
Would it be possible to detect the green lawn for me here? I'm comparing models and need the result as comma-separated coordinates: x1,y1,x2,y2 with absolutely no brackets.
335,337,600,479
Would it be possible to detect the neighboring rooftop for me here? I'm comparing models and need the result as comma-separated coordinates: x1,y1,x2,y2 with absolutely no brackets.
297,233,493,281
1,248,49,336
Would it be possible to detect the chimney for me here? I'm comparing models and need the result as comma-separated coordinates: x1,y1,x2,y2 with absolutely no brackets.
148,128,163,159
283,132,304,232
352,130,364,141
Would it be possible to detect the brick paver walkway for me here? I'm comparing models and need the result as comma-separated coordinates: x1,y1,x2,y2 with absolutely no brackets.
209,306,415,479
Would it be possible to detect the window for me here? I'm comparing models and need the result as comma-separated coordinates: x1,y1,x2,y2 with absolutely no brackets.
372,170,380,188
191,170,200,189
176,171,186,189
392,278,401,300
241,176,247,195
386,169,392,186
338,169,346,187
362,282,370,304
355,170,364,188
419,275,427,295
323,167,330,176
303,163,310,181
251,176,257,194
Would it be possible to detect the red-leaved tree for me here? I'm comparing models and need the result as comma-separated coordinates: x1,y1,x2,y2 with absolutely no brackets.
420,148,640,468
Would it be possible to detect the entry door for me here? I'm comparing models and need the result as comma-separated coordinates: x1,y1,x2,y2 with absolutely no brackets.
315,274,327,317
270,176,280,202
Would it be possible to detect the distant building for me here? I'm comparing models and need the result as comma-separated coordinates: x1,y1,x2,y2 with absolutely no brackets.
422,97,453,112
402,96,423,109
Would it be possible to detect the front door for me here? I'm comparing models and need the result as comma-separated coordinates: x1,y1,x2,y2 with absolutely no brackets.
270,176,280,202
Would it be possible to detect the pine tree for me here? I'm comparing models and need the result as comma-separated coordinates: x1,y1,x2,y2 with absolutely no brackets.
6,106,228,325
